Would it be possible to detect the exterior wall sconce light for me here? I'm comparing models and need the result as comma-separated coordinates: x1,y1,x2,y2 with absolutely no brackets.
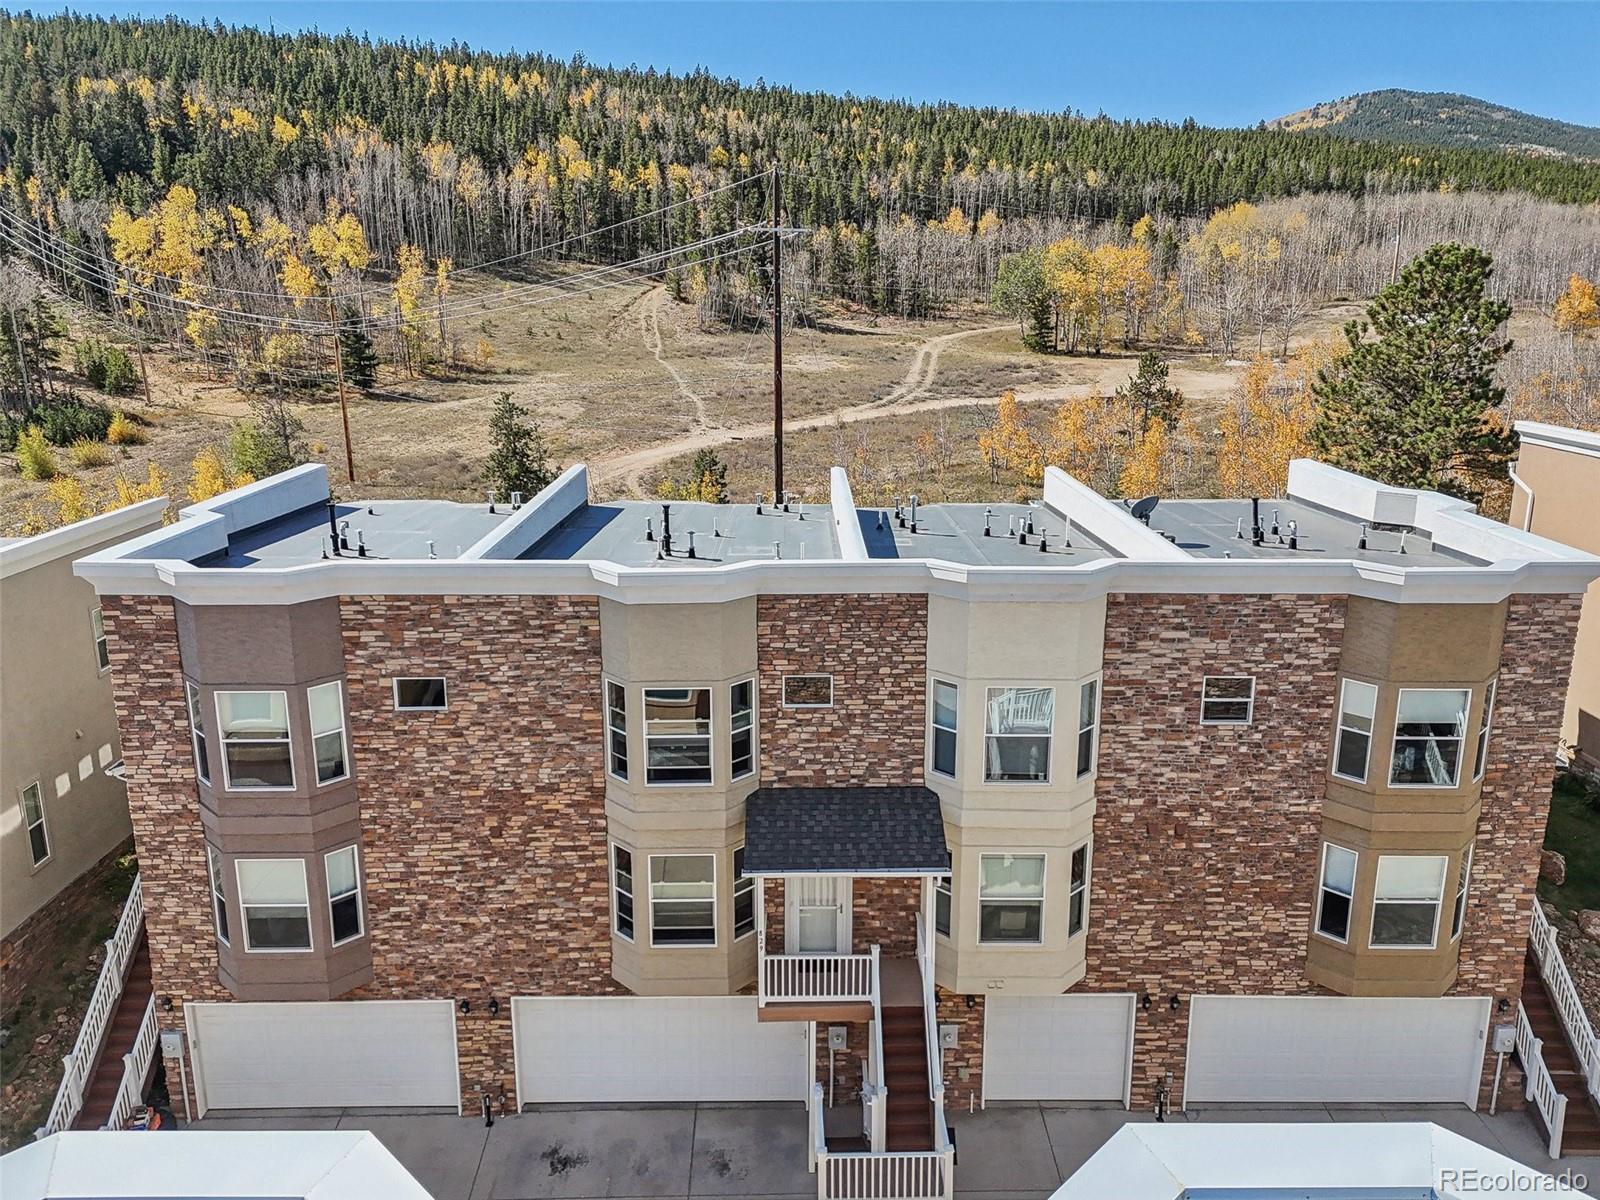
458,999,471,1015
161,996,174,1012
1140,993,1152,1012
1168,995,1181,1013
1497,997,1510,1014
488,999,500,1017
964,994,978,1010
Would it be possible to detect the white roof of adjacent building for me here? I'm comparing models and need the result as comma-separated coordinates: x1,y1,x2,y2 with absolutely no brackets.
0,1131,434,1199
1050,1121,1582,1199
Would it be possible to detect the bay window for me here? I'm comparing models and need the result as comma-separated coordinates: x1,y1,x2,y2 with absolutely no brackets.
978,853,1045,944
1315,843,1357,943
733,847,755,938
1068,844,1088,935
1452,844,1473,941
644,689,712,784
325,845,364,945
731,681,755,780
1473,680,1497,781
1370,855,1447,949
606,681,628,780
1332,679,1377,783
931,681,958,778
612,845,635,940
208,845,230,944
216,690,294,789
934,873,952,937
186,681,210,784
308,681,349,785
649,853,716,946
1389,689,1469,787
1076,679,1099,778
985,687,1054,783
236,858,312,951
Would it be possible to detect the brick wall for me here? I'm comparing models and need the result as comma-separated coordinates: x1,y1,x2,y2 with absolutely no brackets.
853,877,921,956
1084,593,1348,1106
936,987,983,1111
757,594,927,787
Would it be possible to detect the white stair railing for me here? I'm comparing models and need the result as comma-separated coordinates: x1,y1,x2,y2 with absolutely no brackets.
762,952,876,1005
916,914,955,1186
1530,899,1600,1099
1518,1000,1568,1159
101,993,158,1130
35,874,143,1139
867,944,886,1153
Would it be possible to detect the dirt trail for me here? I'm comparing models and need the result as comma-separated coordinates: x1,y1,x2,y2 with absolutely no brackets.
642,288,714,432
873,323,1013,409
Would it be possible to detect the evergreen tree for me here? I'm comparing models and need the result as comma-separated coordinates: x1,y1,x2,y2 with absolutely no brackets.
1116,351,1185,435
1310,243,1513,497
688,448,729,503
337,312,380,389
231,394,311,478
482,391,555,500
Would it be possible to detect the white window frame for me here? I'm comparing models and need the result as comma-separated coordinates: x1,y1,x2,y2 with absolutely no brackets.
215,689,296,792
604,680,628,781
1369,854,1448,951
934,873,952,939
730,679,756,781
977,852,1046,946
1451,843,1473,941
643,687,714,787
1076,677,1100,779
235,857,313,954
1331,678,1379,784
1199,675,1256,725
392,677,448,711
984,686,1055,785
1389,687,1470,789
930,679,958,779
324,844,365,947
1314,842,1359,945
1067,843,1090,937
1473,679,1497,782
186,681,211,786
611,843,635,942
90,606,110,673
208,845,230,946
307,680,350,786
20,780,50,868
781,674,834,708
733,845,756,940
647,852,717,948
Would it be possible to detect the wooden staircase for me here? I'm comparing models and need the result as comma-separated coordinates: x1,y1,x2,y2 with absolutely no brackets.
882,1003,935,1152
71,935,153,1130
1523,949,1600,1155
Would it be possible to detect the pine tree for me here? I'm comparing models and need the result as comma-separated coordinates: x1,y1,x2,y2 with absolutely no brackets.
482,391,555,501
1310,243,1513,497
337,312,380,389
688,448,729,503
1116,351,1184,435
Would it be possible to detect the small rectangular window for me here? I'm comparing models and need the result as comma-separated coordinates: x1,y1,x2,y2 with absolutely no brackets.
731,681,755,780
782,675,834,708
978,853,1045,944
1451,844,1473,941
393,677,448,711
1371,854,1447,949
1473,680,1497,781
1333,679,1378,783
1390,689,1469,787
985,688,1054,782
1076,679,1099,778
1316,843,1358,943
650,853,716,946
1068,845,1089,936
645,688,713,784
931,681,958,778
733,846,755,939
216,690,294,789
186,681,210,785
20,782,50,867
605,681,628,780
1200,676,1255,724
308,681,349,785
91,607,110,672
934,874,952,937
208,845,230,945
236,858,312,951
612,845,635,940
325,845,364,946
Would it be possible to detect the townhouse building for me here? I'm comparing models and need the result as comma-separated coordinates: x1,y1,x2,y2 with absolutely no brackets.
74,457,1596,1172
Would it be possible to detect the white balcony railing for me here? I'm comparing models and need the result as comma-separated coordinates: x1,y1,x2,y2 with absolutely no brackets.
812,1083,953,1200
1530,898,1600,1099
102,993,158,1131
36,874,143,1139
760,946,877,1006
1517,1000,1568,1159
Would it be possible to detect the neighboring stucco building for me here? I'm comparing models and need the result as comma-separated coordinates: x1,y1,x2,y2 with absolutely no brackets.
72,460,1597,1172
1511,420,1600,777
1,500,166,1010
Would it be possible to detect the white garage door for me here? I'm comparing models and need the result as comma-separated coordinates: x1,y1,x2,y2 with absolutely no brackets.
984,994,1135,1104
513,997,809,1104
188,1000,459,1115
1185,996,1490,1108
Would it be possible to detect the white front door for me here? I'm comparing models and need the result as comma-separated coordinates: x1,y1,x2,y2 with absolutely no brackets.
787,876,852,954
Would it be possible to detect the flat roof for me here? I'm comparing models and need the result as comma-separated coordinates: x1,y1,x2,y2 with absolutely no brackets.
193,500,511,567
522,500,838,566
1144,498,1484,567
859,503,1115,565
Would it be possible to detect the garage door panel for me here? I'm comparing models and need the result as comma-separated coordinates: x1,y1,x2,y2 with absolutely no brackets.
985,995,1133,1103
514,997,808,1103
1185,996,1490,1107
190,1001,458,1113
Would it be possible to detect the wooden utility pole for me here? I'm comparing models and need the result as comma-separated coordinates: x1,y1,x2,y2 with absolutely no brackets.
771,161,784,502
327,296,357,483
121,268,154,408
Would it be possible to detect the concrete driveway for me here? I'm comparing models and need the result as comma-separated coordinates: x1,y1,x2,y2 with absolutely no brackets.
194,1101,1600,1200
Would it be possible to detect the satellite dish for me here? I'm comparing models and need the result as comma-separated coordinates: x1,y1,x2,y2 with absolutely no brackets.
1130,495,1160,523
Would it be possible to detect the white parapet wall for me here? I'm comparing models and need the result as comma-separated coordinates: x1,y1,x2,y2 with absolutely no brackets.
461,464,591,560
829,465,870,561
1041,466,1189,561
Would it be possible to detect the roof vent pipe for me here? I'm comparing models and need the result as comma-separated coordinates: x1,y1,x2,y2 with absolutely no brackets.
1271,508,1280,537
983,507,993,537
338,520,351,551
660,504,674,557
427,540,437,560
487,490,497,514
1235,517,1245,540
1008,514,1016,538
1358,523,1368,551
1025,511,1035,536
1398,530,1408,555
686,530,697,559
712,518,720,538
356,529,368,558
511,491,523,510
1251,498,1263,546
774,542,782,560
326,500,341,545
322,536,332,560
645,517,654,543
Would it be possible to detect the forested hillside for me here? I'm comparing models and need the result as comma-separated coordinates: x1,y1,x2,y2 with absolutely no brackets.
1270,90,1600,161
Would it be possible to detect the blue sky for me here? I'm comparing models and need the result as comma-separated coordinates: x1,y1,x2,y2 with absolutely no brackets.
65,1,1600,128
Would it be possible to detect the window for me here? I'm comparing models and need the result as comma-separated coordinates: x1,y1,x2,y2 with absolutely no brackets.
649,854,716,946
934,874,952,937
90,607,109,672
644,688,712,784
985,688,1054,782
782,675,833,707
731,681,755,780
931,681,958,778
1332,679,1378,783
308,681,349,785
1473,680,1497,781
1371,855,1448,949
978,853,1045,944
612,846,635,940
605,682,628,780
216,690,293,789
1452,844,1473,941
1068,845,1089,936
1076,679,1099,778
1315,843,1358,943
1390,689,1470,787
325,846,364,945
186,682,210,785
208,846,230,945
236,858,312,951
20,782,49,867
1200,675,1255,724
733,847,755,939
393,677,447,711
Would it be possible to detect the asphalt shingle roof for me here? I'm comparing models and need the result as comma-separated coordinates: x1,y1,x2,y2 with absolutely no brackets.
741,786,949,875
